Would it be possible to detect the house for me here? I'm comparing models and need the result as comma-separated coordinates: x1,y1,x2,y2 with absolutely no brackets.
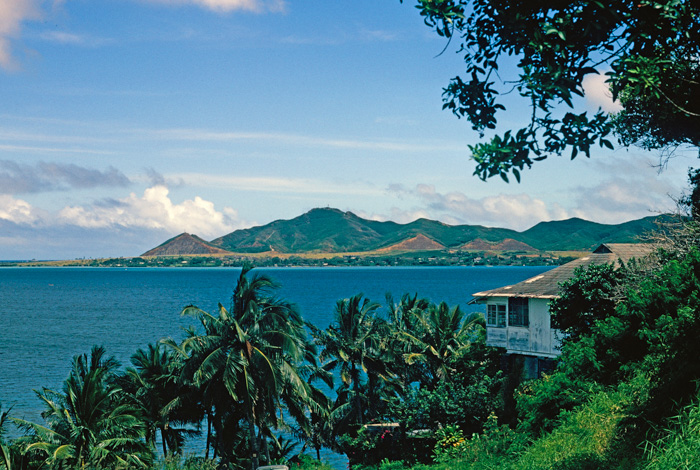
470,243,654,377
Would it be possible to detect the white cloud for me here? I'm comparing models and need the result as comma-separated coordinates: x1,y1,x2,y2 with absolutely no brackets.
141,0,286,13
582,72,622,113
355,207,434,225
381,153,684,231
57,185,246,238
0,195,41,224
385,184,570,230
566,152,685,223
0,0,41,70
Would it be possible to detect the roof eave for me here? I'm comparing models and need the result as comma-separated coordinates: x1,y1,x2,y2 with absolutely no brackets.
470,293,559,302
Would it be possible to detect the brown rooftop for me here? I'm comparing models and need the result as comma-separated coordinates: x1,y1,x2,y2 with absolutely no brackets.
471,243,655,300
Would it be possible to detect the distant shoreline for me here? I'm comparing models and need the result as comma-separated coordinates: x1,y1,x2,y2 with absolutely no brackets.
1,251,580,268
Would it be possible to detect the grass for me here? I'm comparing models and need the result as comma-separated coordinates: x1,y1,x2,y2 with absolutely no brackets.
644,401,700,470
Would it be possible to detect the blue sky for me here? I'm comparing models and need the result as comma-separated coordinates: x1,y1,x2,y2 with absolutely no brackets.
0,0,694,259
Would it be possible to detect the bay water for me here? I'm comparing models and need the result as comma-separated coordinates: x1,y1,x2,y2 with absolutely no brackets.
0,266,551,466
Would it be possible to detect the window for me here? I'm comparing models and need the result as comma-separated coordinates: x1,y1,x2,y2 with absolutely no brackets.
487,304,506,327
508,297,529,327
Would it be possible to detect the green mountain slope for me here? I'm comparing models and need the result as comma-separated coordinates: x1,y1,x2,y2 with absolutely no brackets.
205,207,665,254
210,208,398,253
519,215,662,251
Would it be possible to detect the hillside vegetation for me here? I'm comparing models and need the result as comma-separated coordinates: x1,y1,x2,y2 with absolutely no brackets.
145,207,665,256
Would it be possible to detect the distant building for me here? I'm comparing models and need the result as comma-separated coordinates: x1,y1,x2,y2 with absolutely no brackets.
470,243,654,377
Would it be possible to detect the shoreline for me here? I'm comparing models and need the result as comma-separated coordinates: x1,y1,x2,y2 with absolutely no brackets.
1,251,581,268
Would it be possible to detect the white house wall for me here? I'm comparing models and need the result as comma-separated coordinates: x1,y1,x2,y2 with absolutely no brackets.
484,297,560,358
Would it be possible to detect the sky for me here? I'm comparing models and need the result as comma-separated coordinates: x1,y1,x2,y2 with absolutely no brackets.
0,0,695,260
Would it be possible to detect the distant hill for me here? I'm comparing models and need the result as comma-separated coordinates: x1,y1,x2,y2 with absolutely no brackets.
209,208,519,254
460,238,537,252
144,208,666,256
516,216,663,251
378,234,447,252
142,233,233,256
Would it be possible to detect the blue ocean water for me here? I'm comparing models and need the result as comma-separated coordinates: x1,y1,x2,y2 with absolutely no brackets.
0,266,550,466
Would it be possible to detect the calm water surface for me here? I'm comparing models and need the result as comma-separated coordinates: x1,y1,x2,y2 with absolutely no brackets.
0,266,551,466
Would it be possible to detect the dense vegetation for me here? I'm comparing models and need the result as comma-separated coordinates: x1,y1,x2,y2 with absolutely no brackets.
404,0,699,181
0,262,504,470
3,212,700,470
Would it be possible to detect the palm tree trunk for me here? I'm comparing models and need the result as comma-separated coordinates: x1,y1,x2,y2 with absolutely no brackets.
260,429,270,464
160,425,168,456
352,363,363,424
205,409,212,460
248,419,258,470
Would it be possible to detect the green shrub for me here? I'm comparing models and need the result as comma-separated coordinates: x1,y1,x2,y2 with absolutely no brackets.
513,389,631,470
432,414,528,469
157,454,218,470
289,453,336,470
644,400,700,470
339,425,405,466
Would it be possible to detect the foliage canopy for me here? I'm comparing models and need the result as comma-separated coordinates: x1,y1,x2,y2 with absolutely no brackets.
403,0,700,181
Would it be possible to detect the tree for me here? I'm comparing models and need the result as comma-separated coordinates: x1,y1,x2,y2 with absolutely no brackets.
176,266,313,470
122,343,201,457
310,293,384,427
17,346,151,469
518,245,700,442
549,263,625,341
403,0,700,181
385,293,431,388
0,404,20,470
402,301,482,389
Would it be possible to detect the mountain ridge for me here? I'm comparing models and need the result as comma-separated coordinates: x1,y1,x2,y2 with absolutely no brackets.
143,207,665,256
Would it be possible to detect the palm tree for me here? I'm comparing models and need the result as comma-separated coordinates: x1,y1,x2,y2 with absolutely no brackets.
123,342,201,456
310,293,384,426
385,293,431,389
288,359,335,461
17,346,152,469
177,266,313,470
0,403,18,470
402,302,482,388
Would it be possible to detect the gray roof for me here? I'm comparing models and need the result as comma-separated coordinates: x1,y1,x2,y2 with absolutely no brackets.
471,243,655,300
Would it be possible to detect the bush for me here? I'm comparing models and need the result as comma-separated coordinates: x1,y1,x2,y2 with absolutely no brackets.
339,425,405,466
644,399,700,470
513,389,633,470
288,453,336,470
157,454,219,470
433,414,528,469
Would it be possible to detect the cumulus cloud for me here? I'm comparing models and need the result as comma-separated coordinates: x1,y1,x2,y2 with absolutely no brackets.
382,156,682,231
0,160,131,194
582,72,622,113
57,185,246,238
0,194,42,224
386,184,569,231
0,0,41,69
141,0,286,13
569,158,680,223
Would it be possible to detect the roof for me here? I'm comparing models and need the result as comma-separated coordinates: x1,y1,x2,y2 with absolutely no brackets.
471,243,655,300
